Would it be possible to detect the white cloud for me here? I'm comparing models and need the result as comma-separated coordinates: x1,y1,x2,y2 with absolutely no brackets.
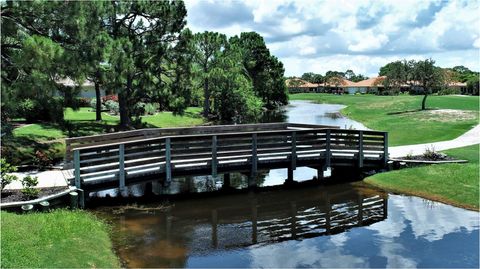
185,0,480,76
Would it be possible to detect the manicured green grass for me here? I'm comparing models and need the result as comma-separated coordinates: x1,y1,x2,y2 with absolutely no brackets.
1,210,120,268
141,107,203,127
5,107,204,165
13,124,65,141
365,144,479,210
290,94,479,146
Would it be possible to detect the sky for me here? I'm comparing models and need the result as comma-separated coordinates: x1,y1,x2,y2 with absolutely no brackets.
184,0,480,77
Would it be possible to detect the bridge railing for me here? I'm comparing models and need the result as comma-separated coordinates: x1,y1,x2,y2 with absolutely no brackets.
71,125,388,189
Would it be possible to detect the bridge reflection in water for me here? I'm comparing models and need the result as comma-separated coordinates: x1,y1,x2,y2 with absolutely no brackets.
98,183,388,268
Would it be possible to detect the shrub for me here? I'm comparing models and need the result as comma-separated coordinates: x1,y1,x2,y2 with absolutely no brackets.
144,103,158,115
19,99,36,119
76,97,91,107
18,97,64,123
33,150,53,169
105,100,119,115
423,147,444,161
0,158,18,191
90,99,106,111
21,175,39,198
101,94,118,103
437,87,461,96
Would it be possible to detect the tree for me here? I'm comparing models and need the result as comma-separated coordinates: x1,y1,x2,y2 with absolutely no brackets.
1,1,75,123
230,32,288,109
191,31,227,117
209,44,263,123
105,1,189,128
410,59,443,110
380,60,410,94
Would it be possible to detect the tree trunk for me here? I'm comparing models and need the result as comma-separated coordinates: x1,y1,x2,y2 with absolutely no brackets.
94,80,102,121
119,77,132,129
203,77,210,118
421,92,428,110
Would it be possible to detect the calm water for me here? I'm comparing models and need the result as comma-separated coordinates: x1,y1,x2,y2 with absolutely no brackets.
94,101,479,268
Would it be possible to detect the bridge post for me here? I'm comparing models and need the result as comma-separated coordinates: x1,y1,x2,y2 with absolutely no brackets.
291,131,297,170
119,144,125,190
165,137,172,185
249,134,257,187
383,132,389,166
358,131,364,168
325,129,331,169
212,135,218,179
73,150,81,188
223,173,231,189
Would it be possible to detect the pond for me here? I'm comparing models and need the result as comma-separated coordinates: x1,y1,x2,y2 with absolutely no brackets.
93,101,479,268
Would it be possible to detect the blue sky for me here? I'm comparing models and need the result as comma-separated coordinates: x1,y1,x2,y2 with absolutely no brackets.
185,0,480,77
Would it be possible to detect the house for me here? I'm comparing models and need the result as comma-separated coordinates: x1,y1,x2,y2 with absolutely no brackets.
286,78,321,93
56,78,106,99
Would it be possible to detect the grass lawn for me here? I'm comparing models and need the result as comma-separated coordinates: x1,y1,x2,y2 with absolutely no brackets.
365,144,479,210
5,107,204,165
0,210,120,268
290,94,479,146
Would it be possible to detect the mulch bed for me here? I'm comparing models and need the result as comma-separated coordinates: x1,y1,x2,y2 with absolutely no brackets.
1,186,69,204
402,153,455,161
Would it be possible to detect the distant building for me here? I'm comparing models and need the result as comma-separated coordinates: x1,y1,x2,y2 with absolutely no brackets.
56,78,106,99
287,76,469,95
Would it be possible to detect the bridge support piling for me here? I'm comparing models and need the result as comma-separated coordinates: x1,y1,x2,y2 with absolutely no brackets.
223,173,231,189
286,167,294,183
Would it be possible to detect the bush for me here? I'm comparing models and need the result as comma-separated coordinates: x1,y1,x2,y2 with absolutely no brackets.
33,150,53,169
0,158,18,191
144,103,158,115
105,100,119,115
101,94,118,103
21,175,39,198
76,97,91,107
437,87,461,95
90,99,106,111
19,97,64,123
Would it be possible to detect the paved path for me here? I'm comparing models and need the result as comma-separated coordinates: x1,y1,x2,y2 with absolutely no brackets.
389,124,480,158
4,125,479,190
4,170,68,190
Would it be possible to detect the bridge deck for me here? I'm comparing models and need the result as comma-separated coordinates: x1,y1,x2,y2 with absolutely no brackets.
66,123,388,190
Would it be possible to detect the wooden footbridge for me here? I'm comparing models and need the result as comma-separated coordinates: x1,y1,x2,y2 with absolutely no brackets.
65,123,388,191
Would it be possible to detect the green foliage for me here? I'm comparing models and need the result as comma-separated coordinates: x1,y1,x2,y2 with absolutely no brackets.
230,32,288,109
89,98,106,111
0,158,18,191
20,175,39,198
1,210,120,268
144,103,158,115
105,100,119,115
437,87,462,95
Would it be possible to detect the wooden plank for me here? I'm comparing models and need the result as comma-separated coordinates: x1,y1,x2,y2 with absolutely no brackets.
325,130,331,168
291,131,297,170
358,131,364,168
119,144,125,190
165,137,172,184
